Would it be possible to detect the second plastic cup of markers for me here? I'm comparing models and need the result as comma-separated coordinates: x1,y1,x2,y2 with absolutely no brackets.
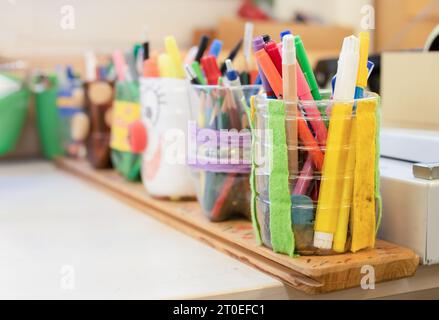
188,84,261,222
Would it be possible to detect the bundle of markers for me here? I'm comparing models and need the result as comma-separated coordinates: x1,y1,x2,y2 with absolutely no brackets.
251,30,381,256
185,24,263,222
110,47,143,181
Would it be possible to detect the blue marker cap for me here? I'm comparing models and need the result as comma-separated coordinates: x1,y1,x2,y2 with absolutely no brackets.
225,59,239,81
255,74,262,85
66,65,75,80
209,39,223,58
280,30,292,39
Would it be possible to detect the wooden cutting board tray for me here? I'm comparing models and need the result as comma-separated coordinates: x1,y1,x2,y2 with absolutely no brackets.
55,158,420,295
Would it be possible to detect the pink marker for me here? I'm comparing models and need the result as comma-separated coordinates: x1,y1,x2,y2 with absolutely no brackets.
112,50,127,82
296,64,327,146
294,64,328,196
293,156,314,195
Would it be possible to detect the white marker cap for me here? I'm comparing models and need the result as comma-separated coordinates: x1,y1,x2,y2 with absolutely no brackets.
333,35,360,101
313,231,334,250
282,34,296,65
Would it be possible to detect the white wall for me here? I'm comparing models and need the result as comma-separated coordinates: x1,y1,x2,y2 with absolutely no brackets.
273,0,373,31
0,0,241,55
0,0,373,56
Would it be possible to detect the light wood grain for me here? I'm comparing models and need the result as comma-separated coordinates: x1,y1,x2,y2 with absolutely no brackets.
55,157,420,295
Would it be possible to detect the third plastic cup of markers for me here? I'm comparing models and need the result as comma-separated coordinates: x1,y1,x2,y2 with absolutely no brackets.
188,84,261,222
140,77,195,199
253,91,380,255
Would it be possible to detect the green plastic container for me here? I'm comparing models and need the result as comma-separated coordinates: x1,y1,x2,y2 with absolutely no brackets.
0,82,30,156
34,74,63,159
111,81,142,181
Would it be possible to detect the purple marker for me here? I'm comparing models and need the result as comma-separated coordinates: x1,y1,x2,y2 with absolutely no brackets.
253,36,274,97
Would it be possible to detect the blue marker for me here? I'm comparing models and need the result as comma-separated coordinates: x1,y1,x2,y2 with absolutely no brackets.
208,39,223,58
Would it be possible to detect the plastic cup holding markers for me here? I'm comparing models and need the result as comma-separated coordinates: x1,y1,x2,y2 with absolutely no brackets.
253,92,380,255
188,84,262,222
110,81,143,181
139,77,195,199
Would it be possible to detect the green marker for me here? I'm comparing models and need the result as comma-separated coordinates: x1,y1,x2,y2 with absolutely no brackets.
191,61,207,85
295,36,329,127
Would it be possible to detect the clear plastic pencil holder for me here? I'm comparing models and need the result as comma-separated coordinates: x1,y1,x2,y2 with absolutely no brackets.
188,85,262,222
251,92,381,256
140,77,195,199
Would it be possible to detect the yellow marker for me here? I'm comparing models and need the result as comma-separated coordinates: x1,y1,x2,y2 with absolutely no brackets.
333,32,370,252
314,102,353,249
164,36,185,79
313,36,359,250
158,53,177,78
351,99,377,252
333,119,356,253
356,32,370,90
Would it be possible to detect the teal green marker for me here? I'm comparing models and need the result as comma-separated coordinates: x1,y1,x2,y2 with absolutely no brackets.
295,36,329,127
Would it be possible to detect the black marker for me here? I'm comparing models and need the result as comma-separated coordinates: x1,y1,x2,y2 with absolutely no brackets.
195,35,210,63
220,39,243,75
262,34,271,43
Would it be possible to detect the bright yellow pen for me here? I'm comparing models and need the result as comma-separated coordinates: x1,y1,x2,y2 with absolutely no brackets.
158,53,177,78
164,36,185,79
314,36,360,250
333,32,370,252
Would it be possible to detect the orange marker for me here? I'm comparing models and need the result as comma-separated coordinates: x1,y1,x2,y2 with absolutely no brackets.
255,48,283,98
143,58,159,77
297,113,324,171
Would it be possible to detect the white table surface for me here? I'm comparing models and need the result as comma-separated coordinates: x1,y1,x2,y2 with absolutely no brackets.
1,160,439,300
0,161,281,299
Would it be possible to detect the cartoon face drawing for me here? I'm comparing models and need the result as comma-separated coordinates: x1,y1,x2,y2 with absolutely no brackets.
141,82,164,127
141,81,167,181
140,78,195,198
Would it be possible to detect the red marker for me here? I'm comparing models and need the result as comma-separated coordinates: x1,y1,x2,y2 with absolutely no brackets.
264,41,282,76
201,55,221,85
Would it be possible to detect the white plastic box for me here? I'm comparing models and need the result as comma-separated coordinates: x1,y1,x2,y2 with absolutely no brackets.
379,158,439,265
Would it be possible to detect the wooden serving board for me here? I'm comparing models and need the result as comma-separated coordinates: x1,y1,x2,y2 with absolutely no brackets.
55,158,420,295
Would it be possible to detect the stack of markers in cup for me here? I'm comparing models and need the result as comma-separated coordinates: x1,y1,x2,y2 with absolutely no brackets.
252,30,381,256
185,23,263,222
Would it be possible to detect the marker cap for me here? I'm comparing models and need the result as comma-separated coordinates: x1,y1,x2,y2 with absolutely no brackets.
253,36,265,52
333,35,360,101
280,30,292,40
201,55,221,85
262,34,271,43
313,232,334,250
225,59,239,81
281,34,296,65
209,39,223,58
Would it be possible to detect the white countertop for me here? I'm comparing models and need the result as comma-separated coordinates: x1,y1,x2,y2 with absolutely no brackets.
1,160,439,300
0,161,280,299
